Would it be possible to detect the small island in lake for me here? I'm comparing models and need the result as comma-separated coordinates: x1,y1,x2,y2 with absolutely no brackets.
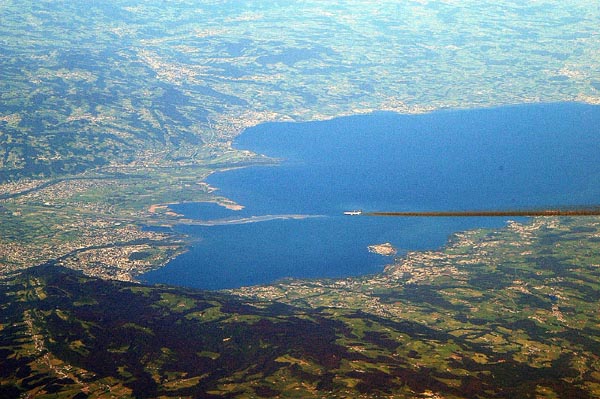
368,242,397,256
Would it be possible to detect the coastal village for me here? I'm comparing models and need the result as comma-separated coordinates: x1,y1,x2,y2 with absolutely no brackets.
0,175,191,280
231,217,588,323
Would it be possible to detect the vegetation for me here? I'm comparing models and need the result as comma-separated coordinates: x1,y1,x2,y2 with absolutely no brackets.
2,216,600,398
1,0,600,278
1,2,600,396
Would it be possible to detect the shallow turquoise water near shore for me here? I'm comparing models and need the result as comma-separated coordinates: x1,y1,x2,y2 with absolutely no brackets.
143,103,600,290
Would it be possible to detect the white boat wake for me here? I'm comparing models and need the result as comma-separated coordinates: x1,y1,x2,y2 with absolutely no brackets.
179,214,326,226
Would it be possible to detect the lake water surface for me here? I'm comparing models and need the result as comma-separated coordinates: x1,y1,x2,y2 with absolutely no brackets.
142,103,600,289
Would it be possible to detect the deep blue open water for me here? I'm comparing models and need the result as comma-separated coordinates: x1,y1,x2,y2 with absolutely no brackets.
142,103,600,289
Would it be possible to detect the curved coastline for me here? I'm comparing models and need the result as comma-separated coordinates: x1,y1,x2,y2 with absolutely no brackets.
143,103,600,290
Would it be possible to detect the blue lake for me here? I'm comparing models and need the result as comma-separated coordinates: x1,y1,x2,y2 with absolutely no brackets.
142,103,600,290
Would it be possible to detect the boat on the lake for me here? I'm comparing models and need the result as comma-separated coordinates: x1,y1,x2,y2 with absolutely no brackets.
343,210,363,216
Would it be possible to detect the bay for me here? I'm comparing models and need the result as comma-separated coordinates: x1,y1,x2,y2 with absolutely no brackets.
142,103,600,290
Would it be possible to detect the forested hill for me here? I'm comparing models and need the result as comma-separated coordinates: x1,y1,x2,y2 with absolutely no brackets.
3,214,600,399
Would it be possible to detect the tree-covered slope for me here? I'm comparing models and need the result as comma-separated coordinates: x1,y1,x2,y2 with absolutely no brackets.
3,215,600,398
